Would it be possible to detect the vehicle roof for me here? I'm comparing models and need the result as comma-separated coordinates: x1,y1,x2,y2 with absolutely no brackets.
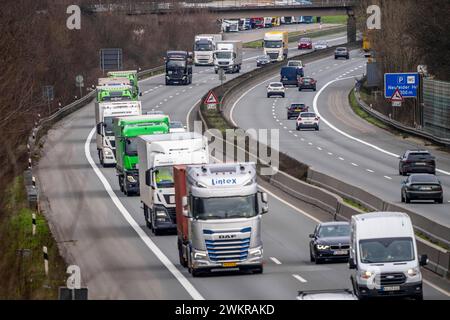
409,173,439,183
405,150,431,154
139,132,202,143
352,212,414,239
115,114,170,124
269,81,283,85
319,221,349,227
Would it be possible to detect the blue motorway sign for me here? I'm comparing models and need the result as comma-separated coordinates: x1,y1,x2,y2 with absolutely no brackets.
384,73,419,98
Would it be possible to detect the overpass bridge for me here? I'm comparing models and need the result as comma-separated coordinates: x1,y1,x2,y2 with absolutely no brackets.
82,0,357,41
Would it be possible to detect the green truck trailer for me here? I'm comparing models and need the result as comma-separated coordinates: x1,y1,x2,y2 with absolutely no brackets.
107,70,140,99
113,115,170,196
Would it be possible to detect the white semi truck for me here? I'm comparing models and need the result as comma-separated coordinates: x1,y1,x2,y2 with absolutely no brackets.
95,100,142,166
222,19,239,32
194,34,222,66
213,40,243,74
137,132,209,235
174,162,268,276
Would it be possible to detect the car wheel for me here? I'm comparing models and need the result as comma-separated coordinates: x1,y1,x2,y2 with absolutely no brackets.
315,257,323,264
253,266,263,274
310,249,315,262
267,94,270,98
214,70,218,74
296,125,300,131
334,56,337,59
282,94,285,98
313,86,316,91
315,125,319,131
437,197,443,204
401,192,405,203
405,194,411,203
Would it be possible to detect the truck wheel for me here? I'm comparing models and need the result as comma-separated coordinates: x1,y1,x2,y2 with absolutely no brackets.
178,241,188,268
165,79,169,85
214,69,218,74
144,205,151,229
99,151,104,166
253,266,263,274
118,176,123,192
191,268,201,277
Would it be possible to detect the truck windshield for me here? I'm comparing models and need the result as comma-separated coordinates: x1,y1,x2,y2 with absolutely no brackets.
103,116,114,136
264,40,282,48
215,52,231,59
359,237,414,263
195,42,213,51
124,138,138,156
167,60,186,68
154,166,174,188
192,195,257,220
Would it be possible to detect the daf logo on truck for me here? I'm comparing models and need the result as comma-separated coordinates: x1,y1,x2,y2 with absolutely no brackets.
218,234,237,239
211,178,237,185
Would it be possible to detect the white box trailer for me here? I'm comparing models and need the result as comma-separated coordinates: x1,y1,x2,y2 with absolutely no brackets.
95,100,142,166
137,132,209,235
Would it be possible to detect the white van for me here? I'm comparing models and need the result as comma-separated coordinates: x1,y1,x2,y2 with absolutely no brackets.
349,212,428,300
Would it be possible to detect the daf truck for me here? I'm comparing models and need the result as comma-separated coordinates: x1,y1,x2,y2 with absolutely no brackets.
263,31,288,62
96,85,135,102
213,40,243,74
194,34,222,66
174,162,268,277
113,115,170,196
165,51,193,85
98,77,131,87
137,132,209,235
107,70,140,98
95,100,142,167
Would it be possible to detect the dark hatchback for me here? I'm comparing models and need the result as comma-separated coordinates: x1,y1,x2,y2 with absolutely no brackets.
309,222,350,264
399,150,436,175
298,77,317,91
401,173,443,203
256,55,271,67
287,103,308,119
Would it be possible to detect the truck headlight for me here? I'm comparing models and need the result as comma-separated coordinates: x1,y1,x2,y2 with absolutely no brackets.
104,149,113,156
166,76,170,79
407,267,419,277
360,270,374,279
182,76,186,79
316,244,330,250
193,251,207,260
156,210,168,217
249,248,262,257
126,175,136,183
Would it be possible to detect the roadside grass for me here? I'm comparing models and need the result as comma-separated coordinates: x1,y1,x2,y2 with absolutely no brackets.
349,89,389,130
243,25,346,48
319,15,348,24
343,198,371,213
0,176,67,299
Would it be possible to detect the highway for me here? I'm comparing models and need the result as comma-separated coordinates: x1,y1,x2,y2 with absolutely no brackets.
36,31,450,299
230,49,450,228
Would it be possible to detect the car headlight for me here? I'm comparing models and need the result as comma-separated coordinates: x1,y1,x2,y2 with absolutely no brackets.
194,251,207,260
126,175,136,183
360,270,374,279
249,248,262,257
316,244,330,250
104,149,113,156
407,267,419,277
166,76,170,79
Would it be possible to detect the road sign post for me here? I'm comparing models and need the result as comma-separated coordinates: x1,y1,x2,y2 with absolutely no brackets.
75,75,84,98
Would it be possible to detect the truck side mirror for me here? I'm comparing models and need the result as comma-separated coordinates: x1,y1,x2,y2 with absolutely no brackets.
182,196,189,217
261,192,268,203
349,258,357,269
419,254,428,266
145,169,151,187
139,92,143,97
96,123,102,135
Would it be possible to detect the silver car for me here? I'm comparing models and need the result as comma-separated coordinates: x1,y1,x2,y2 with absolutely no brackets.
314,40,328,50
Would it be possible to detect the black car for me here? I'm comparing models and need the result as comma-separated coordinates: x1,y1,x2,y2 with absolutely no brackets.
401,174,443,203
256,55,271,67
309,222,350,264
399,150,436,175
287,103,308,119
334,47,349,59
298,77,317,91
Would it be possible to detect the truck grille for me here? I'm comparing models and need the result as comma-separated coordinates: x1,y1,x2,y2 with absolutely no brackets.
218,61,229,65
204,228,251,263
268,52,279,60
167,207,176,222
379,273,406,285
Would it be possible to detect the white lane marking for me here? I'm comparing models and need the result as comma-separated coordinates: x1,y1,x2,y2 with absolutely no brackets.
293,274,307,283
351,162,358,167
270,257,282,265
313,76,450,176
366,169,375,173
328,152,333,155
283,126,287,129
186,99,202,131
317,147,322,151
294,134,298,137
84,128,203,300
338,157,345,161
308,142,313,145
300,138,305,141
384,175,392,180
423,279,450,297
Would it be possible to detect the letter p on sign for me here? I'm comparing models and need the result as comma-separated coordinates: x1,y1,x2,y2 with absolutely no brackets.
366,5,381,30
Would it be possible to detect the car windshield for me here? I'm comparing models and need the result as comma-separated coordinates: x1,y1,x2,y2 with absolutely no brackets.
258,55,269,60
410,174,438,183
103,116,115,136
336,48,347,52
192,195,258,220
270,83,283,87
300,112,316,118
264,40,282,48
124,138,138,156
154,166,174,188
300,38,311,42
317,41,327,45
290,104,306,109
170,121,183,128
359,237,414,263
407,153,433,161
167,60,186,68
288,61,302,67
215,51,231,59
318,224,350,238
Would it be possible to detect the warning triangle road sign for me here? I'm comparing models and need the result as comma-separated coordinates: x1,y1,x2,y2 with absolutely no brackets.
204,90,219,105
390,88,403,101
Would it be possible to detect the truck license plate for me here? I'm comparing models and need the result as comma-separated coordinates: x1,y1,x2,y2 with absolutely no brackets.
223,262,237,267
383,286,400,291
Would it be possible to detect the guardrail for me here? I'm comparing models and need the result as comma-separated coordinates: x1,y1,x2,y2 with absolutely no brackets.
354,78,450,147
195,41,450,278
